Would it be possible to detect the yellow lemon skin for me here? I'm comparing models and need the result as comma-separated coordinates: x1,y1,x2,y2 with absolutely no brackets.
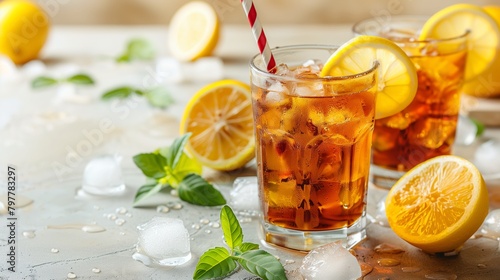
0,0,50,64
463,6,500,98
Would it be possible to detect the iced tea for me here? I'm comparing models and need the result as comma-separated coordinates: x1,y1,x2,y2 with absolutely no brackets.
250,45,378,250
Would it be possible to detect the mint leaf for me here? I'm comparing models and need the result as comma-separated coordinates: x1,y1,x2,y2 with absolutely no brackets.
193,247,237,280
127,38,155,60
145,87,174,108
133,153,167,179
101,86,136,100
32,76,58,88
171,152,202,178
220,205,243,250
66,74,95,85
235,250,287,280
133,183,163,206
238,242,259,253
177,174,226,206
163,134,191,169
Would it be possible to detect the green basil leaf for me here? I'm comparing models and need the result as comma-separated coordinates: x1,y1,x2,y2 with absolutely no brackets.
220,205,243,250
127,38,155,60
193,247,236,280
133,153,167,179
66,74,95,85
164,134,191,169
171,152,202,179
31,76,58,88
133,183,163,206
177,174,226,206
145,87,174,108
101,86,135,100
235,250,287,280
238,242,259,253
116,54,130,63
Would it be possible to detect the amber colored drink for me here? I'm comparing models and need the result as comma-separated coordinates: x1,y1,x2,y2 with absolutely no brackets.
373,48,467,171
250,45,378,251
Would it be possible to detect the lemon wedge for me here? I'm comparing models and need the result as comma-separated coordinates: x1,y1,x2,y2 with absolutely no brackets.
180,80,255,171
419,3,500,82
386,155,489,253
168,1,220,61
321,35,418,119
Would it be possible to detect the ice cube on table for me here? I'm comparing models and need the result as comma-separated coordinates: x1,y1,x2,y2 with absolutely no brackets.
299,241,362,280
81,155,126,196
229,176,260,215
134,217,191,266
22,60,46,78
481,209,500,240
455,115,477,146
190,57,224,81
155,56,224,83
0,55,18,81
474,139,500,179
155,57,184,83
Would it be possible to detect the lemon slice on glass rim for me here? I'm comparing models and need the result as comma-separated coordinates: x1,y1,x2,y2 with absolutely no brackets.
321,35,418,119
180,79,255,171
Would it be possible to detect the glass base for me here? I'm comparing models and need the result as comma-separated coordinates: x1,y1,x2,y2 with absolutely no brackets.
261,215,367,251
370,164,406,189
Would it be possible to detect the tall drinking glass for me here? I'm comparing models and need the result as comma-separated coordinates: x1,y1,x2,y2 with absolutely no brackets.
353,16,469,189
250,45,379,251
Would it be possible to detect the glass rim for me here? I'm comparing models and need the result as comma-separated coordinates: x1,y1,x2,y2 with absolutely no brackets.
352,15,470,44
250,44,380,82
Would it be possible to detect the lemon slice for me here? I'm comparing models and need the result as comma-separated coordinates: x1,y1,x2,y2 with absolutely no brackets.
419,3,500,81
180,80,255,171
168,1,220,61
321,35,418,119
386,155,489,253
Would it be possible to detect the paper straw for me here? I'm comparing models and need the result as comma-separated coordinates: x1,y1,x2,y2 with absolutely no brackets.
240,0,276,73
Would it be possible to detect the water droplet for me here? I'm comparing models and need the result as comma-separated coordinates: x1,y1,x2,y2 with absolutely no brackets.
360,262,373,277
51,248,59,253
171,202,182,210
126,213,133,218
67,272,77,279
81,225,106,233
402,266,421,273
119,232,126,236
284,260,295,264
92,268,101,273
425,272,457,280
204,229,211,234
115,218,126,226
210,222,220,228
199,218,210,224
377,258,401,267
170,189,178,196
239,217,252,223
23,231,36,238
107,214,117,221
192,224,201,230
374,243,405,254
115,207,127,214
156,205,169,213
477,264,487,269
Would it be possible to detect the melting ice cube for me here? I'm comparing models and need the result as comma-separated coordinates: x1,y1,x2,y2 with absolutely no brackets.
455,115,477,146
134,217,191,266
299,241,362,280
229,176,260,215
81,155,126,196
474,140,500,179
481,209,500,240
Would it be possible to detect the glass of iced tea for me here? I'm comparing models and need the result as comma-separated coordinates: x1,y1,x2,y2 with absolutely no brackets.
250,45,379,251
353,16,469,188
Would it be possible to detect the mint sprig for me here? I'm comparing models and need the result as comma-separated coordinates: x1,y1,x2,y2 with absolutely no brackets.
101,86,174,108
31,73,95,88
193,206,287,280
116,38,155,62
132,134,226,207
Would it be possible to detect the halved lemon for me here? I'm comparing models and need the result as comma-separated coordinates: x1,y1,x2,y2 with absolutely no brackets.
386,155,489,253
321,35,418,119
180,80,255,171
168,1,220,61
419,4,500,82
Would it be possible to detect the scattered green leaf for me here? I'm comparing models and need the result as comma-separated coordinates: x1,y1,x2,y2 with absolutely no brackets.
145,87,175,108
66,74,95,85
194,206,286,280
117,38,155,62
133,153,167,179
31,76,58,88
177,174,226,206
471,117,485,137
193,247,237,280
101,86,136,100
133,183,163,206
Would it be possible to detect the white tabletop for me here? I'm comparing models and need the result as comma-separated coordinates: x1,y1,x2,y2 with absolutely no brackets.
0,24,499,279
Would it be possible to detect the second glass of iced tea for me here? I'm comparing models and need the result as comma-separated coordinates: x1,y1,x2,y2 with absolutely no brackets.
250,45,379,251
354,17,469,188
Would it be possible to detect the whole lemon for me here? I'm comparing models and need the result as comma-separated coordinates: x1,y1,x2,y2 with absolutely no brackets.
0,0,50,64
462,6,500,98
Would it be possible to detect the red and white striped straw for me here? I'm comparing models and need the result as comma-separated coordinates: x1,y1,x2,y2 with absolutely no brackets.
240,0,276,73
